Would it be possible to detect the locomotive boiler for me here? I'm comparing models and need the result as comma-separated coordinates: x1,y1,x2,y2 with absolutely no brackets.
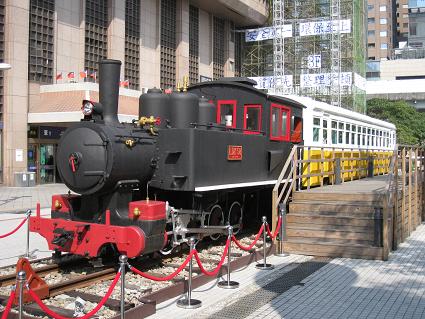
30,59,304,259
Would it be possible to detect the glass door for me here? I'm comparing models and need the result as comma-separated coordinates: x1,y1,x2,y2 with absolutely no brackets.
39,144,55,184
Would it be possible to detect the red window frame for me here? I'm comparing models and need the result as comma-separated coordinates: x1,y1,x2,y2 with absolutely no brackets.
270,103,291,141
217,100,237,128
243,104,262,135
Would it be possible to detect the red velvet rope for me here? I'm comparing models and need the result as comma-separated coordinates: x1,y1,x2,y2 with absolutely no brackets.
193,238,230,276
266,216,282,240
28,271,121,319
1,288,16,319
0,216,28,239
231,224,264,251
131,250,195,281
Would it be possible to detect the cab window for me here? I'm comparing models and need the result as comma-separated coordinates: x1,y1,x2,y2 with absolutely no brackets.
270,104,291,141
243,104,262,134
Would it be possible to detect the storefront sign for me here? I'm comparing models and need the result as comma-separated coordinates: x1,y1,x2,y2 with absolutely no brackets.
39,126,66,139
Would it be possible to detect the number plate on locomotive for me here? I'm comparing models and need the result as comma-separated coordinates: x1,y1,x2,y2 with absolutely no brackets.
227,145,243,161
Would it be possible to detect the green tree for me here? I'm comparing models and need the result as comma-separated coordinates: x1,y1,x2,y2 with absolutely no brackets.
367,98,425,145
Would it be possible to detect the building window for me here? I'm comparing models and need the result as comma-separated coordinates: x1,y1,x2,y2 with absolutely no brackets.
189,5,199,85
125,0,140,90
28,0,55,83
217,100,236,128
213,17,225,80
380,31,387,37
368,43,376,48
379,5,386,11
368,18,375,24
410,24,417,36
367,4,374,11
243,104,261,134
270,104,290,141
380,43,388,49
380,18,387,25
85,0,108,80
313,117,320,142
0,0,4,120
160,0,176,89
368,30,375,37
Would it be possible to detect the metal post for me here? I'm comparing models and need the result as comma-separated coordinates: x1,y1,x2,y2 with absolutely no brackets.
256,216,273,270
17,271,26,319
177,237,202,309
119,255,127,319
276,205,288,257
25,210,31,259
218,226,239,289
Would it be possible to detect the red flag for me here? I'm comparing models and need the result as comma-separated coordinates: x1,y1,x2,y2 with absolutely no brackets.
67,72,75,79
89,71,97,81
56,72,62,80
123,80,129,87
79,70,87,78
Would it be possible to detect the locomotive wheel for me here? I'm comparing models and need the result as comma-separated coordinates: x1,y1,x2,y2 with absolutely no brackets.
228,201,243,235
207,204,224,240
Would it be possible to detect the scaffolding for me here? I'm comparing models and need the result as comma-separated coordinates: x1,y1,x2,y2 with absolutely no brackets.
240,0,367,112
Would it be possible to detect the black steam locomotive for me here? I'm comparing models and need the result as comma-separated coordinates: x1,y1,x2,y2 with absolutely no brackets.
30,60,303,258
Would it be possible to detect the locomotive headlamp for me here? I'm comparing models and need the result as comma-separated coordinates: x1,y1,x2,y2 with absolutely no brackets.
133,207,141,218
82,100,94,116
54,199,62,210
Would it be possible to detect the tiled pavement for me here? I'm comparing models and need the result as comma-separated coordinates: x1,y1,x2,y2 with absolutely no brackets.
153,223,425,319
0,184,69,214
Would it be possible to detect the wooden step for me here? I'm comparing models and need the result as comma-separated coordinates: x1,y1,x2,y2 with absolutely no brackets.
292,192,385,203
289,202,376,218
286,228,374,242
283,239,383,260
286,236,374,246
287,214,375,227
287,222,373,234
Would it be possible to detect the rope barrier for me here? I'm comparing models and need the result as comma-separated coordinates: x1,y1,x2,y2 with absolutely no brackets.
231,224,264,251
266,216,282,240
1,288,16,319
130,251,195,281
0,216,28,239
193,239,230,276
28,271,121,319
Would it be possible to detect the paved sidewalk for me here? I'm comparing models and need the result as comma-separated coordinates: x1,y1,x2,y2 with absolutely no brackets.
0,184,69,214
152,223,425,319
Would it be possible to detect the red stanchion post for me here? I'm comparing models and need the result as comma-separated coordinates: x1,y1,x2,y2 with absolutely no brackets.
256,216,274,270
176,237,202,309
218,226,239,289
276,205,288,257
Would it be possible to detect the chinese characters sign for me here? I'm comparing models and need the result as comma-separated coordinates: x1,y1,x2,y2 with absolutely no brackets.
245,25,293,42
307,55,322,69
248,75,293,90
227,145,243,161
299,19,351,37
300,72,352,88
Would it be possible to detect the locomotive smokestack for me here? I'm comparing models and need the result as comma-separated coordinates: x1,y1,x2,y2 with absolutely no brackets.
99,59,121,124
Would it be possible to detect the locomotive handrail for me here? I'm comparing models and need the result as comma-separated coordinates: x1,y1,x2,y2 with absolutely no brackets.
189,122,266,135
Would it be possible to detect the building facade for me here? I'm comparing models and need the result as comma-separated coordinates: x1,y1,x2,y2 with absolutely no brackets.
367,0,393,60
1,0,268,186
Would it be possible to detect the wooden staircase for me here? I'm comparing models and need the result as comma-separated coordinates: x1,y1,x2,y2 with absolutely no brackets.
283,191,386,260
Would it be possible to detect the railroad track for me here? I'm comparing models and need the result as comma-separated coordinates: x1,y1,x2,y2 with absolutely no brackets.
0,231,274,318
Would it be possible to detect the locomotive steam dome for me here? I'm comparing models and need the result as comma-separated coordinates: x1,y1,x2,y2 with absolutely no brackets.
56,60,156,195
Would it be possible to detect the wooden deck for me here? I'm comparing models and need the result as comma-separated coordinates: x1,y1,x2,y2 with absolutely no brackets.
283,174,423,260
